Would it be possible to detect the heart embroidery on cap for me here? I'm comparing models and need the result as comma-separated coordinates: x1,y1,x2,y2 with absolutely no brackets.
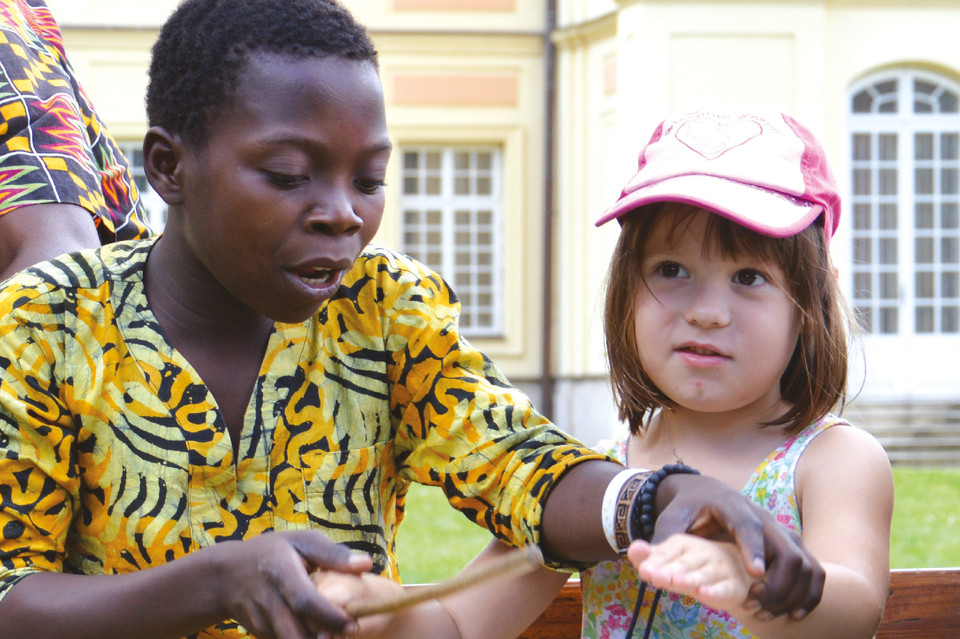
675,116,762,160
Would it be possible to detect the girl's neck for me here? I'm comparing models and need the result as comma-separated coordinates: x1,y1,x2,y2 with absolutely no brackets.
628,404,795,490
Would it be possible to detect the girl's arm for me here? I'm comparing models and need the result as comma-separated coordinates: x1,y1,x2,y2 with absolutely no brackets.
314,540,571,639
633,425,893,639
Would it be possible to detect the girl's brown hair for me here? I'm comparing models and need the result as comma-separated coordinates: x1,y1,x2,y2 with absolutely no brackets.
604,202,851,435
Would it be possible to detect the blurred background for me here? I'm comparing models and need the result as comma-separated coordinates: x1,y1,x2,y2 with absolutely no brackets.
48,0,960,576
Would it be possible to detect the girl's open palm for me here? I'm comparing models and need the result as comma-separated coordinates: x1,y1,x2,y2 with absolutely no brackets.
628,534,755,612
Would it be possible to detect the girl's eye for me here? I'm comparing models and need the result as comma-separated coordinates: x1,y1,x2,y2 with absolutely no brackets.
655,262,687,278
264,171,307,189
355,178,386,195
733,269,767,286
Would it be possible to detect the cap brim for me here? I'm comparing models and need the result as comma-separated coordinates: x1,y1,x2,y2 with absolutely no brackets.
595,174,823,238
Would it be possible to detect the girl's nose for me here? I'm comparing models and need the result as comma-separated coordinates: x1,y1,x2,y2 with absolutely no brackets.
683,282,732,328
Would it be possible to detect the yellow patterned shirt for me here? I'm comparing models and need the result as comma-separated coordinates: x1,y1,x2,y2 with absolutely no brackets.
0,239,606,638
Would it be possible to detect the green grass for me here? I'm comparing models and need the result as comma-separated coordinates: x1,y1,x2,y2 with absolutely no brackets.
396,466,960,583
890,466,960,568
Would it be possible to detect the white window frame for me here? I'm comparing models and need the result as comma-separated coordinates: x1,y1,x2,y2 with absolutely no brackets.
118,141,168,232
848,69,960,337
398,145,504,337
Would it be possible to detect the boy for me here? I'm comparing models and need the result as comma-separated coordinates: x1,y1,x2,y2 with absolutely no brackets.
0,2,822,638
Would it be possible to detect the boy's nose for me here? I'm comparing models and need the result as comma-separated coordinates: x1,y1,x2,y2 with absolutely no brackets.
304,188,362,235
683,283,732,328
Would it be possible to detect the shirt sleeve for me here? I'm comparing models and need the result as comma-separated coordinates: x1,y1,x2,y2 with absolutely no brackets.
0,278,79,602
0,1,151,240
372,250,611,554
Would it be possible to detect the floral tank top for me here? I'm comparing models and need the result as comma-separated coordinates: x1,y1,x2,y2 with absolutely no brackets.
579,415,846,639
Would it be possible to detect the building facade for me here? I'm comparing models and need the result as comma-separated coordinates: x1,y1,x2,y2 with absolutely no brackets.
47,0,960,452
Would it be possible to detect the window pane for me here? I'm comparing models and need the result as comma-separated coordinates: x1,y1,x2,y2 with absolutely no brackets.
426,152,441,170
943,272,959,297
916,203,934,229
881,273,899,298
854,169,872,195
854,204,871,230
916,237,934,263
880,134,898,160
916,271,934,298
880,238,898,264
916,168,934,194
944,307,960,332
853,134,871,160
454,177,470,195
943,203,959,229
403,177,418,194
941,92,960,113
877,80,897,95
916,306,934,333
880,307,898,333
454,152,470,170
856,306,873,332
426,177,442,195
427,210,442,225
943,237,959,263
854,238,872,264
854,272,872,298
880,204,897,231
853,90,873,113
477,177,492,196
477,152,492,170
404,210,419,225
942,133,959,159
403,152,419,169
916,133,934,160
943,168,959,195
879,169,897,195
915,79,936,96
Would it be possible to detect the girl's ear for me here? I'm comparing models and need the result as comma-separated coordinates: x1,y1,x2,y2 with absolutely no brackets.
143,126,185,206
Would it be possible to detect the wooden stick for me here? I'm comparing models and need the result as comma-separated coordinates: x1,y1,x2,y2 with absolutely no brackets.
345,545,544,618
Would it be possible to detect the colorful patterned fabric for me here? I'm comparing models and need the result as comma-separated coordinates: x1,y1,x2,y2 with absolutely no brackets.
0,240,606,639
580,416,845,639
0,0,149,239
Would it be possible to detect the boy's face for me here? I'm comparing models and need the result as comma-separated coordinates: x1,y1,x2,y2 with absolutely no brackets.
173,53,391,323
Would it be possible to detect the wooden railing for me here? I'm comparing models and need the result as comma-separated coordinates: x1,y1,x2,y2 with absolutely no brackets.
517,568,960,638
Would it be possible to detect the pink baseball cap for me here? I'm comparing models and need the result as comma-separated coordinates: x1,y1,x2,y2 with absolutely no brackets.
595,110,841,245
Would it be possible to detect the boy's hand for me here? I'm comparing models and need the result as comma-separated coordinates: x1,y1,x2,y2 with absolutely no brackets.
209,530,372,639
653,474,825,620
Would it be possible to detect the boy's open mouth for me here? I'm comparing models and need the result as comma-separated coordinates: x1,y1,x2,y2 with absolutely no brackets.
297,266,337,286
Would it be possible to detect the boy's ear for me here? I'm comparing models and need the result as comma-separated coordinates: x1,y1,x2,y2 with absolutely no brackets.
143,126,186,206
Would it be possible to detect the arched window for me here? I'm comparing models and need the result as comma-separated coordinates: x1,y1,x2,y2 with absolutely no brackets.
849,70,960,336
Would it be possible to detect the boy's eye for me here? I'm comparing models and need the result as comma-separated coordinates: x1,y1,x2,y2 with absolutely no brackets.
733,269,767,286
355,178,386,195
264,171,307,188
655,262,687,278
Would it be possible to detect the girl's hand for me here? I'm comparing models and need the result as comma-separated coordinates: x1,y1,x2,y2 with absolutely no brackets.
628,534,754,611
209,530,372,639
311,571,405,638
653,474,825,620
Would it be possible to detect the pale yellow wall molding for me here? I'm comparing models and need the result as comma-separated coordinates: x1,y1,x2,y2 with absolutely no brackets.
393,0,515,10
551,11,616,50
392,73,519,106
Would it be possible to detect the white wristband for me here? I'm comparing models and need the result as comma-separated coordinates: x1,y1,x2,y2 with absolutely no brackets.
601,468,649,554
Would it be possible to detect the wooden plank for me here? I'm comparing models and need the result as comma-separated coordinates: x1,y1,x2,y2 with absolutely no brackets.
877,568,960,638
516,569,960,638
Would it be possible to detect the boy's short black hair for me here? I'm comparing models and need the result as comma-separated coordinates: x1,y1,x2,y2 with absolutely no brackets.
146,0,378,147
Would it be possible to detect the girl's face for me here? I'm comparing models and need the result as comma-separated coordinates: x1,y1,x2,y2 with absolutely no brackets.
633,208,802,420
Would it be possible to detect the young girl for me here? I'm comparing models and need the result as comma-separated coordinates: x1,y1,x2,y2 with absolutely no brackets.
315,110,894,639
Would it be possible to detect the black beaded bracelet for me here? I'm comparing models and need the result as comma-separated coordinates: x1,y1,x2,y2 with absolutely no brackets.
629,463,701,543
